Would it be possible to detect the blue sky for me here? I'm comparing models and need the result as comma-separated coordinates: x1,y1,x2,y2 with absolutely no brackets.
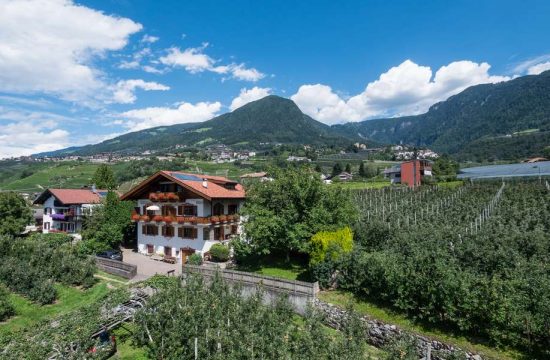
1,0,550,158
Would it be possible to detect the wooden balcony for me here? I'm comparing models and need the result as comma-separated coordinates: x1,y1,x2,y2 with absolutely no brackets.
148,192,181,202
131,213,239,224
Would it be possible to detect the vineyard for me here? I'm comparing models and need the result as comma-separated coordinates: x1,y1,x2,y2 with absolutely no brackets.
326,180,550,356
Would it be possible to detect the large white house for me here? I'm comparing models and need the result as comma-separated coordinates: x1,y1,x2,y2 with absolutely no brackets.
121,171,246,262
33,188,107,234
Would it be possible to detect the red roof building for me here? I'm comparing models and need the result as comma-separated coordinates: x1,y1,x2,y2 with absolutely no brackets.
384,160,433,188
33,188,109,234
121,171,246,262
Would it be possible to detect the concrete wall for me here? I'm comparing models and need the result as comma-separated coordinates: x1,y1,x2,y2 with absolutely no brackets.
181,265,319,315
95,256,137,279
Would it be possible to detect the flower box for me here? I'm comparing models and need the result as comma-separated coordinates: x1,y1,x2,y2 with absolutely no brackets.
152,215,164,222
149,193,158,201
141,215,150,222
164,216,175,223
210,216,220,223
166,192,179,201
218,215,228,222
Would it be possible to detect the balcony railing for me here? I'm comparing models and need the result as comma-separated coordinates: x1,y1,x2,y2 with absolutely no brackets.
148,192,182,202
131,212,239,224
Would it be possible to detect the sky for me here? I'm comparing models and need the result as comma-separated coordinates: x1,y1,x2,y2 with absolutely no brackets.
1,0,550,158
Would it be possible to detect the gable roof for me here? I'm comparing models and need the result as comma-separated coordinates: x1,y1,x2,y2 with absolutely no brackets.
33,189,107,205
120,171,246,201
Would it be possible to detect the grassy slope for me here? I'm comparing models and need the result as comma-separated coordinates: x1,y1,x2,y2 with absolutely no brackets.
1,162,99,192
318,291,525,360
0,282,110,335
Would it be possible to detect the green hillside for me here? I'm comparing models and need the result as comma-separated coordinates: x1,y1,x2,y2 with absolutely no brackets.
0,162,100,192
334,70,550,160
40,96,357,157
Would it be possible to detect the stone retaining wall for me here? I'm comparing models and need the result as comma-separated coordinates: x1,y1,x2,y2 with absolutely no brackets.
314,299,483,360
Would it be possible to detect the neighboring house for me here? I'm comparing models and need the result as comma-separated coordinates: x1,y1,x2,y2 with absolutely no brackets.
33,188,107,234
337,172,353,181
121,171,246,262
239,171,271,184
384,159,433,187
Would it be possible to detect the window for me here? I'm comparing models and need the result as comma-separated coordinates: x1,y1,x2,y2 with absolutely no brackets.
178,205,197,216
162,205,176,217
163,225,175,237
178,226,197,239
203,227,211,241
228,204,238,215
147,244,154,254
231,225,238,235
45,207,51,215
160,183,176,193
213,203,224,216
44,222,50,230
164,246,172,256
142,224,158,236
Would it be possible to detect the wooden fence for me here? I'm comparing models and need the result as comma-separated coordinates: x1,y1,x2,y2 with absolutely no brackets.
95,257,137,279
182,264,319,297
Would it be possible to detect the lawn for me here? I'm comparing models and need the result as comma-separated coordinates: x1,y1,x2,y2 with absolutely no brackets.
437,180,464,189
235,254,310,281
318,291,526,360
112,324,149,360
335,181,392,190
0,281,111,336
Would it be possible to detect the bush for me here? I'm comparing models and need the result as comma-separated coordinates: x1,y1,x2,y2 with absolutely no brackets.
187,253,203,265
0,283,15,321
309,227,353,265
28,278,57,305
209,243,230,262
231,237,253,263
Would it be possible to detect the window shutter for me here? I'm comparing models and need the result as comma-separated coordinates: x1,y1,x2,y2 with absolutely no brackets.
193,228,198,239
153,225,159,235
142,225,146,234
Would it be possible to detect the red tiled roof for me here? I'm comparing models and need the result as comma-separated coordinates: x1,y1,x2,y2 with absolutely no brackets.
121,171,245,201
34,189,107,205
162,171,245,199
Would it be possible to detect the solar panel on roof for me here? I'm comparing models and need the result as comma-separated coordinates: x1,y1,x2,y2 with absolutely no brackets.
171,173,202,181
97,191,109,197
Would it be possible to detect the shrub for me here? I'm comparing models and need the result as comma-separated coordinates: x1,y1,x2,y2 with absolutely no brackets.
209,243,230,262
231,237,253,263
0,283,15,321
309,227,353,265
28,278,57,305
187,253,203,265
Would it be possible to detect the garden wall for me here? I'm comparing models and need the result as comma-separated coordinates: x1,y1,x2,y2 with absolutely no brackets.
181,265,319,315
314,299,483,360
94,257,137,279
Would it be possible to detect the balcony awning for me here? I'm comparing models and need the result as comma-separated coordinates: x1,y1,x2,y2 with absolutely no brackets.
146,205,160,211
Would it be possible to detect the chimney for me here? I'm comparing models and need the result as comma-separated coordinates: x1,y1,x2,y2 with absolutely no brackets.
202,179,208,188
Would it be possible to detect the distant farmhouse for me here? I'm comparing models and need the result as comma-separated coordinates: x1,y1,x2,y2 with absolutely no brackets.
34,187,108,234
121,171,245,263
384,159,433,188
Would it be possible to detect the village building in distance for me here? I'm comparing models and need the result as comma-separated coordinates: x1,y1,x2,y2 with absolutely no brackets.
33,187,108,234
384,159,433,188
121,171,245,263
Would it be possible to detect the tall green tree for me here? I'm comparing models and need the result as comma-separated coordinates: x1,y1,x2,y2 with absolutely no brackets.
332,162,343,177
345,163,352,173
91,164,116,190
242,167,357,257
358,162,366,177
0,192,32,236
81,191,134,253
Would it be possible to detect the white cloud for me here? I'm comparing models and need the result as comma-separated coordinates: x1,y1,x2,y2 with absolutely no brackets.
292,59,510,124
0,107,72,158
141,34,159,43
0,0,142,103
229,64,265,82
112,79,170,104
116,101,222,131
159,44,214,73
527,61,550,75
230,87,272,111
159,44,265,81
142,65,165,74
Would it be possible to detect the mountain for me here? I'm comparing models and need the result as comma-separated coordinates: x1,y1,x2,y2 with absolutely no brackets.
40,96,356,157
334,70,550,161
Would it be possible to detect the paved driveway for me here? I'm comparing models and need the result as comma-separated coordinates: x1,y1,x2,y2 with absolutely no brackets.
122,248,181,282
